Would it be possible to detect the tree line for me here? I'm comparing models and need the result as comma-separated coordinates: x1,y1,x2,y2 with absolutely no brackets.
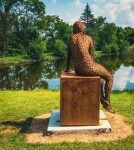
80,3,134,54
0,1,134,59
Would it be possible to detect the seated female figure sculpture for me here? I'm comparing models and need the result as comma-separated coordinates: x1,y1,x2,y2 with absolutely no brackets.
64,21,114,113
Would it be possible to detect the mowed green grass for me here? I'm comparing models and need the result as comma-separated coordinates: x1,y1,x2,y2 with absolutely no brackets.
0,53,61,65
0,90,134,150
0,55,26,64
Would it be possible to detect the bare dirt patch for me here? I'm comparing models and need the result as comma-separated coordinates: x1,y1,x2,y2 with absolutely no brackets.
26,112,133,143
0,127,18,134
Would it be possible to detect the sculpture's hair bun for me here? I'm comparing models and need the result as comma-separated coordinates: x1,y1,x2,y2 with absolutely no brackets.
73,21,84,34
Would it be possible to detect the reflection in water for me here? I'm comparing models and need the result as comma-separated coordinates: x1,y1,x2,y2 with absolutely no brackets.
0,60,65,90
0,55,134,91
113,65,134,91
40,78,60,89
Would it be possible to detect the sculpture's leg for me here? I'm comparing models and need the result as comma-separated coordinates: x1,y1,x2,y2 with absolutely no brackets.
100,78,105,105
103,74,114,113
91,64,114,113
105,74,113,102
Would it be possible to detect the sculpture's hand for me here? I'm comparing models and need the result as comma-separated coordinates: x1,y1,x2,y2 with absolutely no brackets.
64,69,72,72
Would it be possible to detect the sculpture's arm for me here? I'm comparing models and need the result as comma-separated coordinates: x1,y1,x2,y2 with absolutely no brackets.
89,46,94,61
88,38,94,61
64,42,72,72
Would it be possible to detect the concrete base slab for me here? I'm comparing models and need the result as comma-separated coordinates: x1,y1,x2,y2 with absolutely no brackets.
47,110,111,134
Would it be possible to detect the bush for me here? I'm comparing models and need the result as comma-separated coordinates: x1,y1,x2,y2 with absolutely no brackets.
7,44,25,56
54,39,67,57
42,40,47,52
110,43,119,53
27,41,44,60
102,43,119,54
102,44,111,54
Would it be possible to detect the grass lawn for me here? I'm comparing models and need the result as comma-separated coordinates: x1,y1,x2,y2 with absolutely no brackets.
0,90,134,150
43,52,61,60
0,53,61,65
0,51,106,66
0,55,27,65
94,51,103,56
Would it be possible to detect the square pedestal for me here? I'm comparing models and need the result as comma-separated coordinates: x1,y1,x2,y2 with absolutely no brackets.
47,110,111,133
60,72,101,126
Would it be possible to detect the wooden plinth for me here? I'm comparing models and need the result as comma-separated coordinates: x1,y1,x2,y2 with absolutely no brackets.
60,71,100,126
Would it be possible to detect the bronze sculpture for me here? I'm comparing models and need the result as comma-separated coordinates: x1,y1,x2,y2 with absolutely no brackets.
65,21,114,113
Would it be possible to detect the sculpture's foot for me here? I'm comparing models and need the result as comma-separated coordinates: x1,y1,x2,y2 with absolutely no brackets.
103,101,115,113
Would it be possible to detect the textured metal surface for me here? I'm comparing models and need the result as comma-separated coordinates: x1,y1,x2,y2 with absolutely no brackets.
66,21,114,113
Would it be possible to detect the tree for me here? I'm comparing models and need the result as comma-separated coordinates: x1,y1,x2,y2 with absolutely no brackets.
54,39,67,57
102,43,119,54
88,16,106,49
98,23,130,53
80,4,107,50
55,20,72,44
27,41,44,60
0,0,23,57
116,27,129,53
97,23,118,52
44,15,72,53
79,3,131,54
80,3,94,32
124,27,134,45
0,0,46,57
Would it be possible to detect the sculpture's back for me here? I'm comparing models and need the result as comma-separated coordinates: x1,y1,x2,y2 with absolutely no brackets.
65,21,114,113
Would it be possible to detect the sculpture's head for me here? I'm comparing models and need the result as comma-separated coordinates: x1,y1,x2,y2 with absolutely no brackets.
73,21,84,34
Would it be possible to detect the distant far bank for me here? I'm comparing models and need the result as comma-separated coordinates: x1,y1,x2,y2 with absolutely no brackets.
0,53,62,66
0,49,133,66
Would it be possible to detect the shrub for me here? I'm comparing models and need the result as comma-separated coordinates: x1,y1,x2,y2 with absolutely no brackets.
54,39,67,57
102,44,111,54
102,43,119,54
7,44,25,56
27,41,44,60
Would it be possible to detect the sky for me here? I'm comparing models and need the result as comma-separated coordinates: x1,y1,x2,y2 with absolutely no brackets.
113,65,134,91
42,0,134,27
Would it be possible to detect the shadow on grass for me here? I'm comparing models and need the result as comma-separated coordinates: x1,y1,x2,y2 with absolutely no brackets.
1,117,50,134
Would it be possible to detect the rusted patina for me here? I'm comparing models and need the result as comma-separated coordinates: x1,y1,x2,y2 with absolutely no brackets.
65,21,114,113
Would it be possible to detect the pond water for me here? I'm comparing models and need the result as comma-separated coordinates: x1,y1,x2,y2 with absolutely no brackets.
0,55,134,91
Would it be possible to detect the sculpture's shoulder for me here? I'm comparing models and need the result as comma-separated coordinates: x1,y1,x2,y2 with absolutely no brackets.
69,34,77,42
85,34,93,42
69,33,86,43
69,34,93,46
86,35,93,46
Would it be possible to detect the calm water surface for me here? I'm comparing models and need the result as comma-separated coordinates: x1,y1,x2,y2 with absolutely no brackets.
0,55,134,91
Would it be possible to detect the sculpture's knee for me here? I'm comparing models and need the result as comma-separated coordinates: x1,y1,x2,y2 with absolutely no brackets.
100,78,104,84
107,73,113,82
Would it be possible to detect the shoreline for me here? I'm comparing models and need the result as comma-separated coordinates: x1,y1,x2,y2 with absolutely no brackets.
0,55,63,66
0,52,125,66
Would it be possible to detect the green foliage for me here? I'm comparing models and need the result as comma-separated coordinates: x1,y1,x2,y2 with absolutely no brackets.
43,52,58,60
0,0,24,57
27,40,44,59
41,40,47,52
7,45,25,56
87,16,106,49
45,15,72,53
0,55,26,64
80,3,94,31
0,1,133,58
54,39,67,57
124,27,134,45
80,4,131,54
101,44,111,54
124,46,134,57
102,43,119,54
0,0,46,58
